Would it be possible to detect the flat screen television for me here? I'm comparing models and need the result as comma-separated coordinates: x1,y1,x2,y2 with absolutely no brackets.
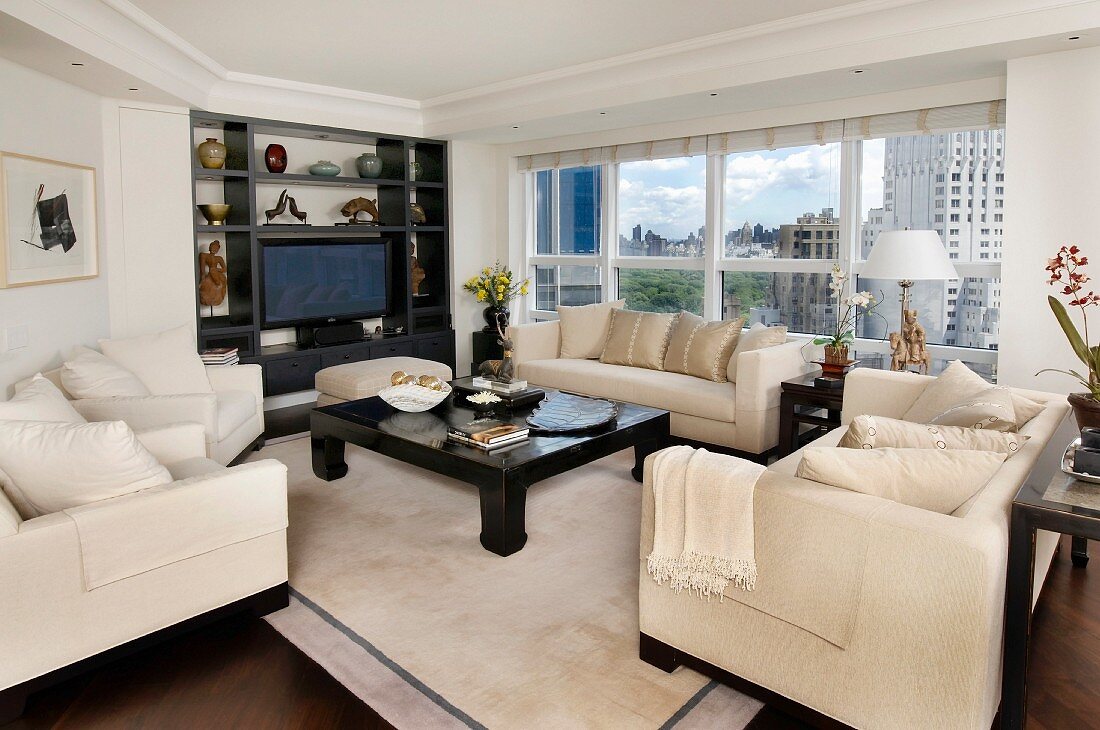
260,240,391,328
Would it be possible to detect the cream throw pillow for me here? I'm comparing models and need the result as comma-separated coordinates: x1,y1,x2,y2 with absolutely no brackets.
929,385,1018,432
600,310,678,370
0,374,85,424
902,360,1045,428
727,323,787,382
795,447,1005,515
99,325,212,396
558,300,625,359
61,346,151,399
838,415,1029,457
664,313,745,382
0,420,173,518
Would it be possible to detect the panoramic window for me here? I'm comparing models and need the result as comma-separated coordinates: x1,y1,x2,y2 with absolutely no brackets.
534,166,602,255
617,157,706,257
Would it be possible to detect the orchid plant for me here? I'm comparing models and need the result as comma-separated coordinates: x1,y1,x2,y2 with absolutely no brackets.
812,264,883,351
1041,245,1100,398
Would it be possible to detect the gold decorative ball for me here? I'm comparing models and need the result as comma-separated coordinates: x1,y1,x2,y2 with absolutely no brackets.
391,371,408,386
422,377,444,391
398,374,417,385
416,374,435,388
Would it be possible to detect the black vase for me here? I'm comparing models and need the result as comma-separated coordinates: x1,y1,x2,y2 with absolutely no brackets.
483,306,510,333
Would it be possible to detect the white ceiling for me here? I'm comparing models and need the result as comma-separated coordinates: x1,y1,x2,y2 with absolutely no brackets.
127,0,868,100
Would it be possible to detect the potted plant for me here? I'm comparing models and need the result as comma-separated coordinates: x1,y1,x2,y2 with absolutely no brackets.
1042,245,1100,429
812,265,883,369
463,262,530,332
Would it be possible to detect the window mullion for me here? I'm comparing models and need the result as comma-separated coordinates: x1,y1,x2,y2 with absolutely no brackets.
603,163,618,302
840,139,860,275
704,154,723,320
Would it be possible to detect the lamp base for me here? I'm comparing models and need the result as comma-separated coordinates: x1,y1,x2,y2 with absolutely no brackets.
887,310,932,375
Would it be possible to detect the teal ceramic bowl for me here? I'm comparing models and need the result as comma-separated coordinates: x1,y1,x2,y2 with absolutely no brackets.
308,160,341,176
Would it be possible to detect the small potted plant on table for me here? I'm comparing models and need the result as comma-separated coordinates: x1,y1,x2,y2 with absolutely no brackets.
812,265,883,376
1043,245,1100,429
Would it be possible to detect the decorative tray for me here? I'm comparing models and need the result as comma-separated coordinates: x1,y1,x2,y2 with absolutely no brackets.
525,392,619,433
1061,438,1100,485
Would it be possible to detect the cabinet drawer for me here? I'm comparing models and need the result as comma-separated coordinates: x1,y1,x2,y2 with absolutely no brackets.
370,340,414,359
320,347,372,369
265,354,321,395
416,335,454,366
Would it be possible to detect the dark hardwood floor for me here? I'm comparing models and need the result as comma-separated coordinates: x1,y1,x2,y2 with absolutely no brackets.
9,536,1097,728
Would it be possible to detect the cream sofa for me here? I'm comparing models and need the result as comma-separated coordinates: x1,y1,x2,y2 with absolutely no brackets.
19,365,265,466
0,422,289,722
510,320,810,457
638,368,1069,730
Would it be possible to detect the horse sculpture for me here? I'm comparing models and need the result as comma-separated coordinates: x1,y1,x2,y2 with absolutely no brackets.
478,321,515,384
889,310,931,374
339,197,381,225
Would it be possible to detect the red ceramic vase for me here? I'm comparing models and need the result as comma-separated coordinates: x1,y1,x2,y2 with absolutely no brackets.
264,143,287,174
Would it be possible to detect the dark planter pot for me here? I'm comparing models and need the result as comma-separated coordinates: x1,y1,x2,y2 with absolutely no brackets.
483,306,510,333
1068,392,1100,431
264,144,287,173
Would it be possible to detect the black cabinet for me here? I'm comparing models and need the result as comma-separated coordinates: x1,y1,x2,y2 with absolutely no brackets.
320,347,372,369
370,340,415,359
416,334,454,370
265,354,322,396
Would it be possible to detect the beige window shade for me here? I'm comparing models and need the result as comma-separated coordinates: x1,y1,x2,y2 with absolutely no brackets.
518,100,1005,172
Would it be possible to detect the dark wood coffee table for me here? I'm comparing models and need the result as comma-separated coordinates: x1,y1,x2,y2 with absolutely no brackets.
310,389,670,556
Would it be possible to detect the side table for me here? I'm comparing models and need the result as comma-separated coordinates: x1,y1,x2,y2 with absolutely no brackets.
1002,473,1098,729
777,373,845,458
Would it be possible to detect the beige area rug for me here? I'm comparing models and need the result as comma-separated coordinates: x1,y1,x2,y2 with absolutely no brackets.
252,438,762,729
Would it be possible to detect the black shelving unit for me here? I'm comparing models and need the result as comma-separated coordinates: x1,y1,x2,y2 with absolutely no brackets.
190,111,454,396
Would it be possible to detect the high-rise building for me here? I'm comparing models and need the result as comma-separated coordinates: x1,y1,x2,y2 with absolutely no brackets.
861,130,1004,348
557,166,601,254
771,209,840,333
632,224,642,242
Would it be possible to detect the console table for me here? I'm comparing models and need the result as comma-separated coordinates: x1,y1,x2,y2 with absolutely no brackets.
777,373,845,458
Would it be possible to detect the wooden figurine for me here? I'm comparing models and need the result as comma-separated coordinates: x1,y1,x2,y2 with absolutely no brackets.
198,240,227,310
339,197,380,225
410,244,426,295
888,309,931,374
477,322,515,383
265,189,308,224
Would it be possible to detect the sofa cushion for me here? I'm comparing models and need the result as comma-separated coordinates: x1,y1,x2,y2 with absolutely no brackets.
728,323,787,382
839,415,1029,456
558,299,625,359
795,447,1006,514
902,360,1044,428
665,312,745,382
60,346,150,399
928,385,1019,432
99,325,212,396
165,456,226,481
0,420,173,518
600,310,678,370
520,358,736,422
217,390,258,440
315,357,453,401
0,374,85,424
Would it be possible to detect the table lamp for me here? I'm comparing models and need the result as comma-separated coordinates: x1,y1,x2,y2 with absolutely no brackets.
860,229,958,373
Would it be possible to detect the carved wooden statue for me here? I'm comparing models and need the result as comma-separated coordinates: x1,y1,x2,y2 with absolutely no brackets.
889,331,908,372
478,322,515,383
889,309,931,374
339,197,380,225
198,240,227,309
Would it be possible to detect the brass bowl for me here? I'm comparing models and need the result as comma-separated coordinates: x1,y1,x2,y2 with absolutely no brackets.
197,203,231,225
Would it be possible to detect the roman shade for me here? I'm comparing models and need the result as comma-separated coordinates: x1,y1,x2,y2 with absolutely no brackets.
518,100,1005,171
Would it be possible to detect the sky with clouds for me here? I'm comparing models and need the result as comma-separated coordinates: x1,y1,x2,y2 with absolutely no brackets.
617,142,887,241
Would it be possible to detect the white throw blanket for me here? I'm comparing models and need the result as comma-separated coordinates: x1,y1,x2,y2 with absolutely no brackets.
647,445,764,597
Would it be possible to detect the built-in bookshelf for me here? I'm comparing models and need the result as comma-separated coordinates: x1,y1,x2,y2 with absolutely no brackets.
190,111,454,395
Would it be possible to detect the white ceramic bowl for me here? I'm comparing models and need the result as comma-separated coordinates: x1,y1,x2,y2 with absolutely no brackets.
378,382,451,412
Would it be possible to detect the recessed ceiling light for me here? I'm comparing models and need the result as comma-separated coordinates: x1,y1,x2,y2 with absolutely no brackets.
709,92,719,97
850,69,866,75
599,111,606,115
70,62,84,67
1067,35,1082,41
128,87,139,91
316,134,329,139
511,125,519,129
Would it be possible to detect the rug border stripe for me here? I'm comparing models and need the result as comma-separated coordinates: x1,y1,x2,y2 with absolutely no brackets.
660,679,720,729
289,586,487,730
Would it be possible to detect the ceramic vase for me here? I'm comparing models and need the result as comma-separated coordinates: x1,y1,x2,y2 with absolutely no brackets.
264,144,287,173
823,345,849,365
355,153,383,178
1069,393,1100,431
308,160,341,176
483,306,509,333
197,138,227,169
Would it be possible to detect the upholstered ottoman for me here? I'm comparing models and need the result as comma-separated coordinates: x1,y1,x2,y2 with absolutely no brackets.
315,357,453,406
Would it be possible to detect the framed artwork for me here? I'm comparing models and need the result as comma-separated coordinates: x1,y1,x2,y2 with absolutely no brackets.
0,151,98,288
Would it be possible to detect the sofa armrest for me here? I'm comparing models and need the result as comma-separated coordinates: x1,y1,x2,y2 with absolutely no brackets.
73,393,218,442
508,320,561,365
206,364,263,401
840,367,933,424
732,340,812,453
134,423,207,464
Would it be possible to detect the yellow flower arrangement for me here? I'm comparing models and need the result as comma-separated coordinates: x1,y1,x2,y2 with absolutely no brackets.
462,261,530,309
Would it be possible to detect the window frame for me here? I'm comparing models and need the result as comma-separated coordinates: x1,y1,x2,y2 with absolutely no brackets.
521,134,999,369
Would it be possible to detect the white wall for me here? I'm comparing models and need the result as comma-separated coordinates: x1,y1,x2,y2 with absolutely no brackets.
0,58,110,394
449,141,504,376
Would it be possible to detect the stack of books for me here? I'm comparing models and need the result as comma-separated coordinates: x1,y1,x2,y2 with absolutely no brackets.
201,347,239,367
447,420,529,451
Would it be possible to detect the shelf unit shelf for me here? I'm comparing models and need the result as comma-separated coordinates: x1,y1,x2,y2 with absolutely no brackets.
190,110,453,382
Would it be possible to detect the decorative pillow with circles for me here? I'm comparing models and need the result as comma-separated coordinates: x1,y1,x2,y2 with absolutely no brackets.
838,415,1029,457
927,385,1019,432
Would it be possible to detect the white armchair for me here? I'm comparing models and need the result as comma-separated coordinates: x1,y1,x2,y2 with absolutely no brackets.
0,422,288,723
24,365,265,466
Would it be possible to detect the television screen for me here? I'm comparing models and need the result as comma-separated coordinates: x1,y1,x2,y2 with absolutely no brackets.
262,241,389,327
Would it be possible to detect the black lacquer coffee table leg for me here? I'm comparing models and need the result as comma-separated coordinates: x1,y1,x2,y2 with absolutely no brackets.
478,473,528,557
1072,535,1090,567
633,438,662,482
311,435,348,481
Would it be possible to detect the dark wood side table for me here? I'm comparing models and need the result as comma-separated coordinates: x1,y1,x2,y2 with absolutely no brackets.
777,373,845,458
1002,473,1097,729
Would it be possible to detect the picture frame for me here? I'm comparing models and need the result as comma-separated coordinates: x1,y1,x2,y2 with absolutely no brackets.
0,151,98,288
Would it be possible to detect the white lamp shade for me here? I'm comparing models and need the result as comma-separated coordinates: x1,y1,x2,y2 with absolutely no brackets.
861,230,959,280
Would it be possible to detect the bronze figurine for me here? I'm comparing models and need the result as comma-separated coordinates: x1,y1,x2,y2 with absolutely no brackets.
198,240,227,310
265,189,307,225
477,321,515,383
338,197,381,225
